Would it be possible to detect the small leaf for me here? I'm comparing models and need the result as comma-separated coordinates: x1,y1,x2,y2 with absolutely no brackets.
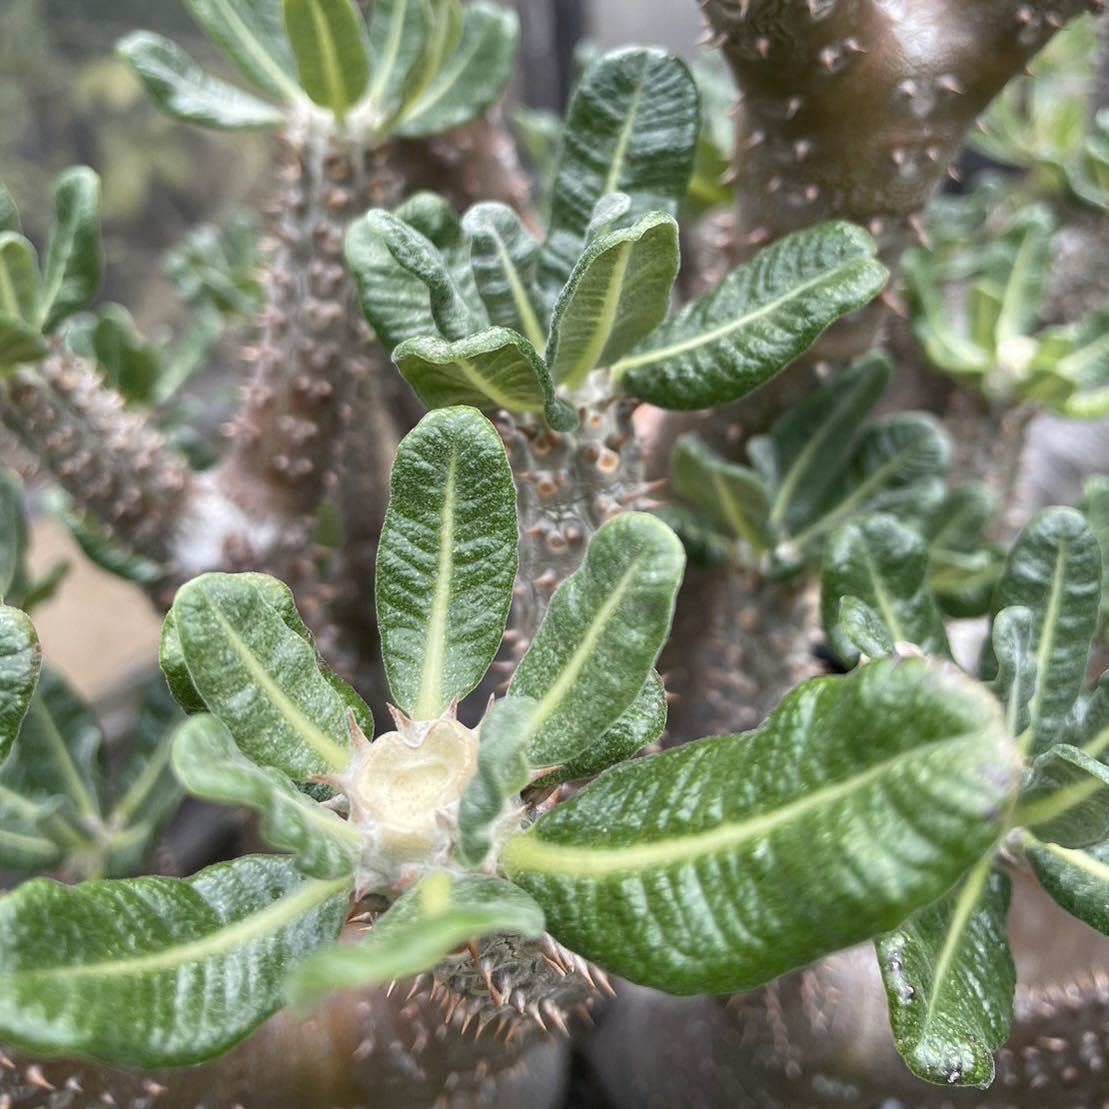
172,715,359,878
0,185,19,234
504,658,1016,996
396,0,461,115
991,606,1038,736
184,0,302,101
614,223,888,411
1026,834,1109,936
1024,309,1109,419
993,204,1054,345
821,514,950,667
836,596,896,660
540,48,698,298
288,872,544,1014
0,233,40,324
922,484,1002,619
0,855,350,1067
87,304,162,405
981,508,1102,754
283,0,370,119
0,605,40,764
393,3,518,139
509,513,685,767
159,609,208,715
117,32,285,132
1019,744,1109,848
377,408,518,719
878,861,1014,1089
547,211,679,389
365,0,428,121
0,313,47,365
39,167,102,333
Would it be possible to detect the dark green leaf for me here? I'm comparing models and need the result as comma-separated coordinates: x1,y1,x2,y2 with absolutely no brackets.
0,313,47,365
1019,744,1109,848
991,606,1037,737
0,185,19,235
40,167,102,333
0,605,40,764
0,232,40,324
283,0,369,119
1026,834,1109,935
672,435,768,553
835,596,896,660
0,467,28,602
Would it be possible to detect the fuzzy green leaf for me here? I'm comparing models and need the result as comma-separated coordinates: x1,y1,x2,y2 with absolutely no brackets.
39,167,102,333
1026,835,1109,935
184,0,302,101
981,508,1102,754
0,605,40,765
0,855,349,1067
365,0,427,121
614,223,888,411
923,484,1001,619
1019,744,1109,848
540,48,698,298
172,715,359,878
822,515,950,667
504,658,1015,996
836,596,896,660
0,468,27,602
0,233,40,325
877,861,1014,1089
509,513,684,768
283,0,369,119
377,408,517,720
288,872,544,1014
0,315,47,366
991,605,1037,737
118,32,285,132
393,3,518,139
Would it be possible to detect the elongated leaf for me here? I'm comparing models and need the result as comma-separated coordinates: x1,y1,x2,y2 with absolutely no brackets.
457,697,535,867
993,204,1053,345
547,212,679,389
1025,309,1109,419
509,513,684,767
283,0,369,119
0,855,349,1067
0,605,40,764
540,49,698,297
397,0,461,114
0,468,27,601
1026,835,1109,935
672,435,768,553
981,508,1102,753
614,223,888,411
40,167,102,333
377,408,517,720
532,670,667,789
365,0,427,120
288,872,544,1013
185,0,302,101
822,515,950,667
463,202,547,349
394,3,518,138
504,658,1015,995
0,233,40,324
169,573,353,780
1082,474,1109,622
1019,744,1109,848
991,605,1037,737
877,861,1014,1089
923,483,1001,619
118,33,285,133
0,314,46,365
0,185,18,235
836,596,896,660
173,715,359,878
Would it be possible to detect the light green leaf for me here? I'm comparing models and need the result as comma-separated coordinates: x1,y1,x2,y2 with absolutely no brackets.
921,483,1000,619
981,508,1102,754
0,185,19,235
532,670,667,789
283,0,370,119
0,855,349,1067
991,605,1038,738
672,435,768,553
0,468,28,602
1019,744,1109,848
539,48,698,298
509,512,685,767
0,605,40,764
288,872,543,1014
0,233,40,324
168,573,354,780
614,223,888,411
504,657,1016,996
117,32,285,133
365,0,427,121
547,211,679,389
1081,474,1109,622
456,697,535,867
822,515,950,667
903,250,991,377
377,408,518,720
0,313,47,365
993,205,1054,345
39,167,102,334
185,0,302,101
84,304,162,406
835,596,896,660
877,860,1014,1089
396,0,461,115
172,715,359,878
1025,309,1109,420
393,3,518,139
463,202,547,349
1025,834,1109,935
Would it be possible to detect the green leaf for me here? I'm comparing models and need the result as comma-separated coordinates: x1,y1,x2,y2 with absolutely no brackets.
159,609,208,715
456,697,535,867
0,233,40,324
651,505,732,570
185,0,302,101
671,435,768,553
393,3,518,139
614,223,888,411
0,855,349,1067
822,515,950,667
0,313,47,365
547,211,679,389
981,508,1102,754
509,512,685,767
1081,474,1109,622
1024,309,1109,419
921,483,1000,619
835,596,896,660
0,467,28,602
288,872,543,1014
365,0,427,121
85,304,162,405
0,605,40,764
993,205,1053,345
991,605,1037,737
283,0,370,119
117,32,285,133
0,184,19,235
39,167,102,334
1025,834,1109,935
503,657,1016,996
903,249,990,377
377,408,518,720
531,670,667,789
877,860,1014,1089
172,715,359,878
1018,744,1109,848
396,0,461,116
540,48,698,298
168,573,353,780
463,202,547,350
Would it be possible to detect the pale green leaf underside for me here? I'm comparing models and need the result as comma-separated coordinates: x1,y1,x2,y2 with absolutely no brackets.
992,605,1038,737
282,0,369,118
0,605,40,764
672,435,768,553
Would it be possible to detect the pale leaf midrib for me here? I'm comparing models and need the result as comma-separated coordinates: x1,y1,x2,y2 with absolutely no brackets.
710,469,762,551
31,698,99,821
455,354,535,411
401,18,486,121
860,543,905,643
367,0,409,107
562,239,632,387
209,0,302,101
1032,837,1109,883
491,234,545,350
308,0,350,115
1026,539,1069,737
603,66,646,197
